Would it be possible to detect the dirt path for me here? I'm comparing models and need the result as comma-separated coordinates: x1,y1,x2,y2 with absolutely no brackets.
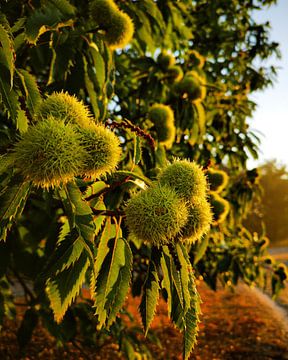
1,282,288,359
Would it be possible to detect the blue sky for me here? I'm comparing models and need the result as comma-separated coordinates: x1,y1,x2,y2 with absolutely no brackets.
248,0,288,168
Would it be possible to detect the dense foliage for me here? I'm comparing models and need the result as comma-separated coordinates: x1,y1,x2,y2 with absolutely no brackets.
0,0,286,358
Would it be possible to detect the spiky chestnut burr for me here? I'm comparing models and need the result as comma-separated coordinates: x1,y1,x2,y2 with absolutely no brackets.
90,0,134,50
13,117,86,188
177,71,206,101
148,104,175,149
125,185,189,247
180,199,213,243
158,159,208,202
157,51,176,70
36,92,93,128
77,123,121,179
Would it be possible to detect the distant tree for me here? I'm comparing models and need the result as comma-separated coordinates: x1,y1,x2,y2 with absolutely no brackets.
245,160,288,245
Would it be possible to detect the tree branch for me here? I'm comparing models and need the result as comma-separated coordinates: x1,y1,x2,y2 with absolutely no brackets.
91,208,126,217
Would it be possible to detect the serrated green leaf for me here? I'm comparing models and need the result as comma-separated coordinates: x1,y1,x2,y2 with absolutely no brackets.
183,298,200,360
106,238,132,327
65,182,94,218
93,219,132,329
17,69,42,116
178,244,201,360
176,243,191,313
160,250,172,315
11,17,26,33
58,218,70,244
161,244,200,360
0,65,19,121
91,199,106,236
45,183,97,323
60,182,96,265
139,249,160,335
94,219,114,279
25,2,74,44
0,24,15,87
46,251,89,323
45,228,85,277
16,109,29,134
0,178,31,241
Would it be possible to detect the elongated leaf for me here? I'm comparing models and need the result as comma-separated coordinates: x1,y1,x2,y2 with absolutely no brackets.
58,218,70,244
161,244,201,360
133,134,142,165
89,44,106,90
11,17,26,33
160,250,172,316
176,244,192,313
106,238,132,327
94,219,115,278
45,228,85,277
114,170,152,186
0,65,19,121
178,244,201,360
46,251,89,323
0,154,15,175
63,182,95,260
92,199,107,236
0,24,14,86
47,31,78,85
17,69,42,115
194,102,206,139
50,0,76,16
0,178,31,241
93,219,132,329
183,298,200,360
25,1,75,44
194,234,209,265
17,308,38,349
46,183,96,322
84,181,107,199
83,55,100,118
16,109,29,134
139,248,161,335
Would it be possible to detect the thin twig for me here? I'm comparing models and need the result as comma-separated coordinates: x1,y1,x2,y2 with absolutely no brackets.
106,118,155,150
13,269,36,303
91,208,126,217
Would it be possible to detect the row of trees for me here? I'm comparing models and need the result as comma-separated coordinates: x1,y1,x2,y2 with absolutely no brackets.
0,0,286,359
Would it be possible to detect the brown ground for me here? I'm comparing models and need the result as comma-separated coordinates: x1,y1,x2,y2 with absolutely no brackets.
1,281,288,360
